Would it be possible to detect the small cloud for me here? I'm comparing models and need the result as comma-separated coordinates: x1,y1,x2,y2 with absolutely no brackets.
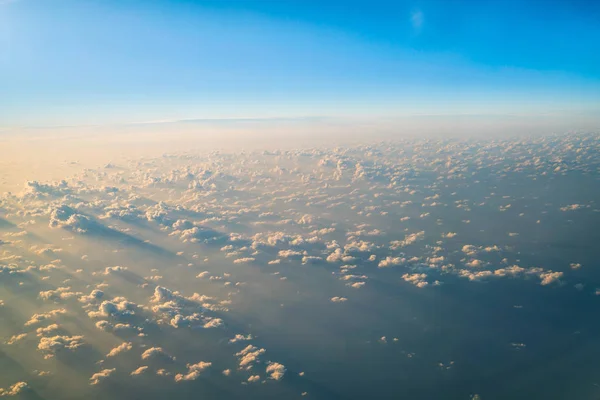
411,9,424,32
330,296,347,303
90,368,115,385
174,361,212,382
106,342,132,357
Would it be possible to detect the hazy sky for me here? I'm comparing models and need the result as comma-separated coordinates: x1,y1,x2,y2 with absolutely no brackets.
1,0,600,126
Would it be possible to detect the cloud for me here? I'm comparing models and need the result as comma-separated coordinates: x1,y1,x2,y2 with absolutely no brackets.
130,366,149,376
378,256,405,268
203,317,224,329
174,361,212,382
228,334,253,344
540,271,563,286
88,298,137,318
79,289,105,303
141,347,175,362
330,297,347,303
90,368,116,385
266,362,286,380
233,257,255,264
6,333,27,345
0,382,29,397
402,273,429,288
4,131,599,397
25,309,67,326
36,324,60,336
39,287,82,301
236,345,266,370
38,335,85,358
106,342,133,357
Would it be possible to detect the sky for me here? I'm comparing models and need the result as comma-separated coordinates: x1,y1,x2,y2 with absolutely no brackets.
1,0,600,127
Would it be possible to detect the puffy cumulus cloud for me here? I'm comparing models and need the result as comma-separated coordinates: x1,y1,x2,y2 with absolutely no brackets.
462,245,479,256
6,333,27,345
265,362,286,380
38,335,85,358
36,324,60,336
233,257,255,264
174,361,212,382
465,259,486,268
130,366,149,376
390,231,425,249
30,245,63,256
247,375,261,383
25,309,67,326
330,297,347,303
175,226,225,244
151,286,179,304
236,345,266,370
99,204,140,221
79,289,104,303
560,204,584,211
39,287,82,301
540,271,563,286
278,250,304,260
203,317,224,329
22,179,71,197
95,320,113,331
102,265,128,275
458,270,494,282
48,205,93,233
169,313,201,329
302,256,323,265
5,131,599,397
462,245,501,257
141,347,175,362
0,265,25,276
344,240,375,253
402,273,429,288
90,368,116,385
378,256,406,268
0,382,29,397
106,342,133,357
229,334,253,343
347,282,366,289
88,298,137,318
493,265,525,277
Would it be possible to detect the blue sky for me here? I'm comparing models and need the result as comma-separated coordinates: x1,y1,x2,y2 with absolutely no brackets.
1,0,599,126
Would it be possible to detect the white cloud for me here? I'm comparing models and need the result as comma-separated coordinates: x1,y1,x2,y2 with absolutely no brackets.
540,271,563,286
330,297,347,303
25,309,67,326
236,345,266,370
38,335,85,358
0,382,29,397
130,366,149,376
174,361,212,382
141,347,175,361
6,333,27,345
90,368,116,385
106,342,133,357
266,362,286,380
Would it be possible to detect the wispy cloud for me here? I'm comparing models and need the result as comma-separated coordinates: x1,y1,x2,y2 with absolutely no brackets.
411,9,424,32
